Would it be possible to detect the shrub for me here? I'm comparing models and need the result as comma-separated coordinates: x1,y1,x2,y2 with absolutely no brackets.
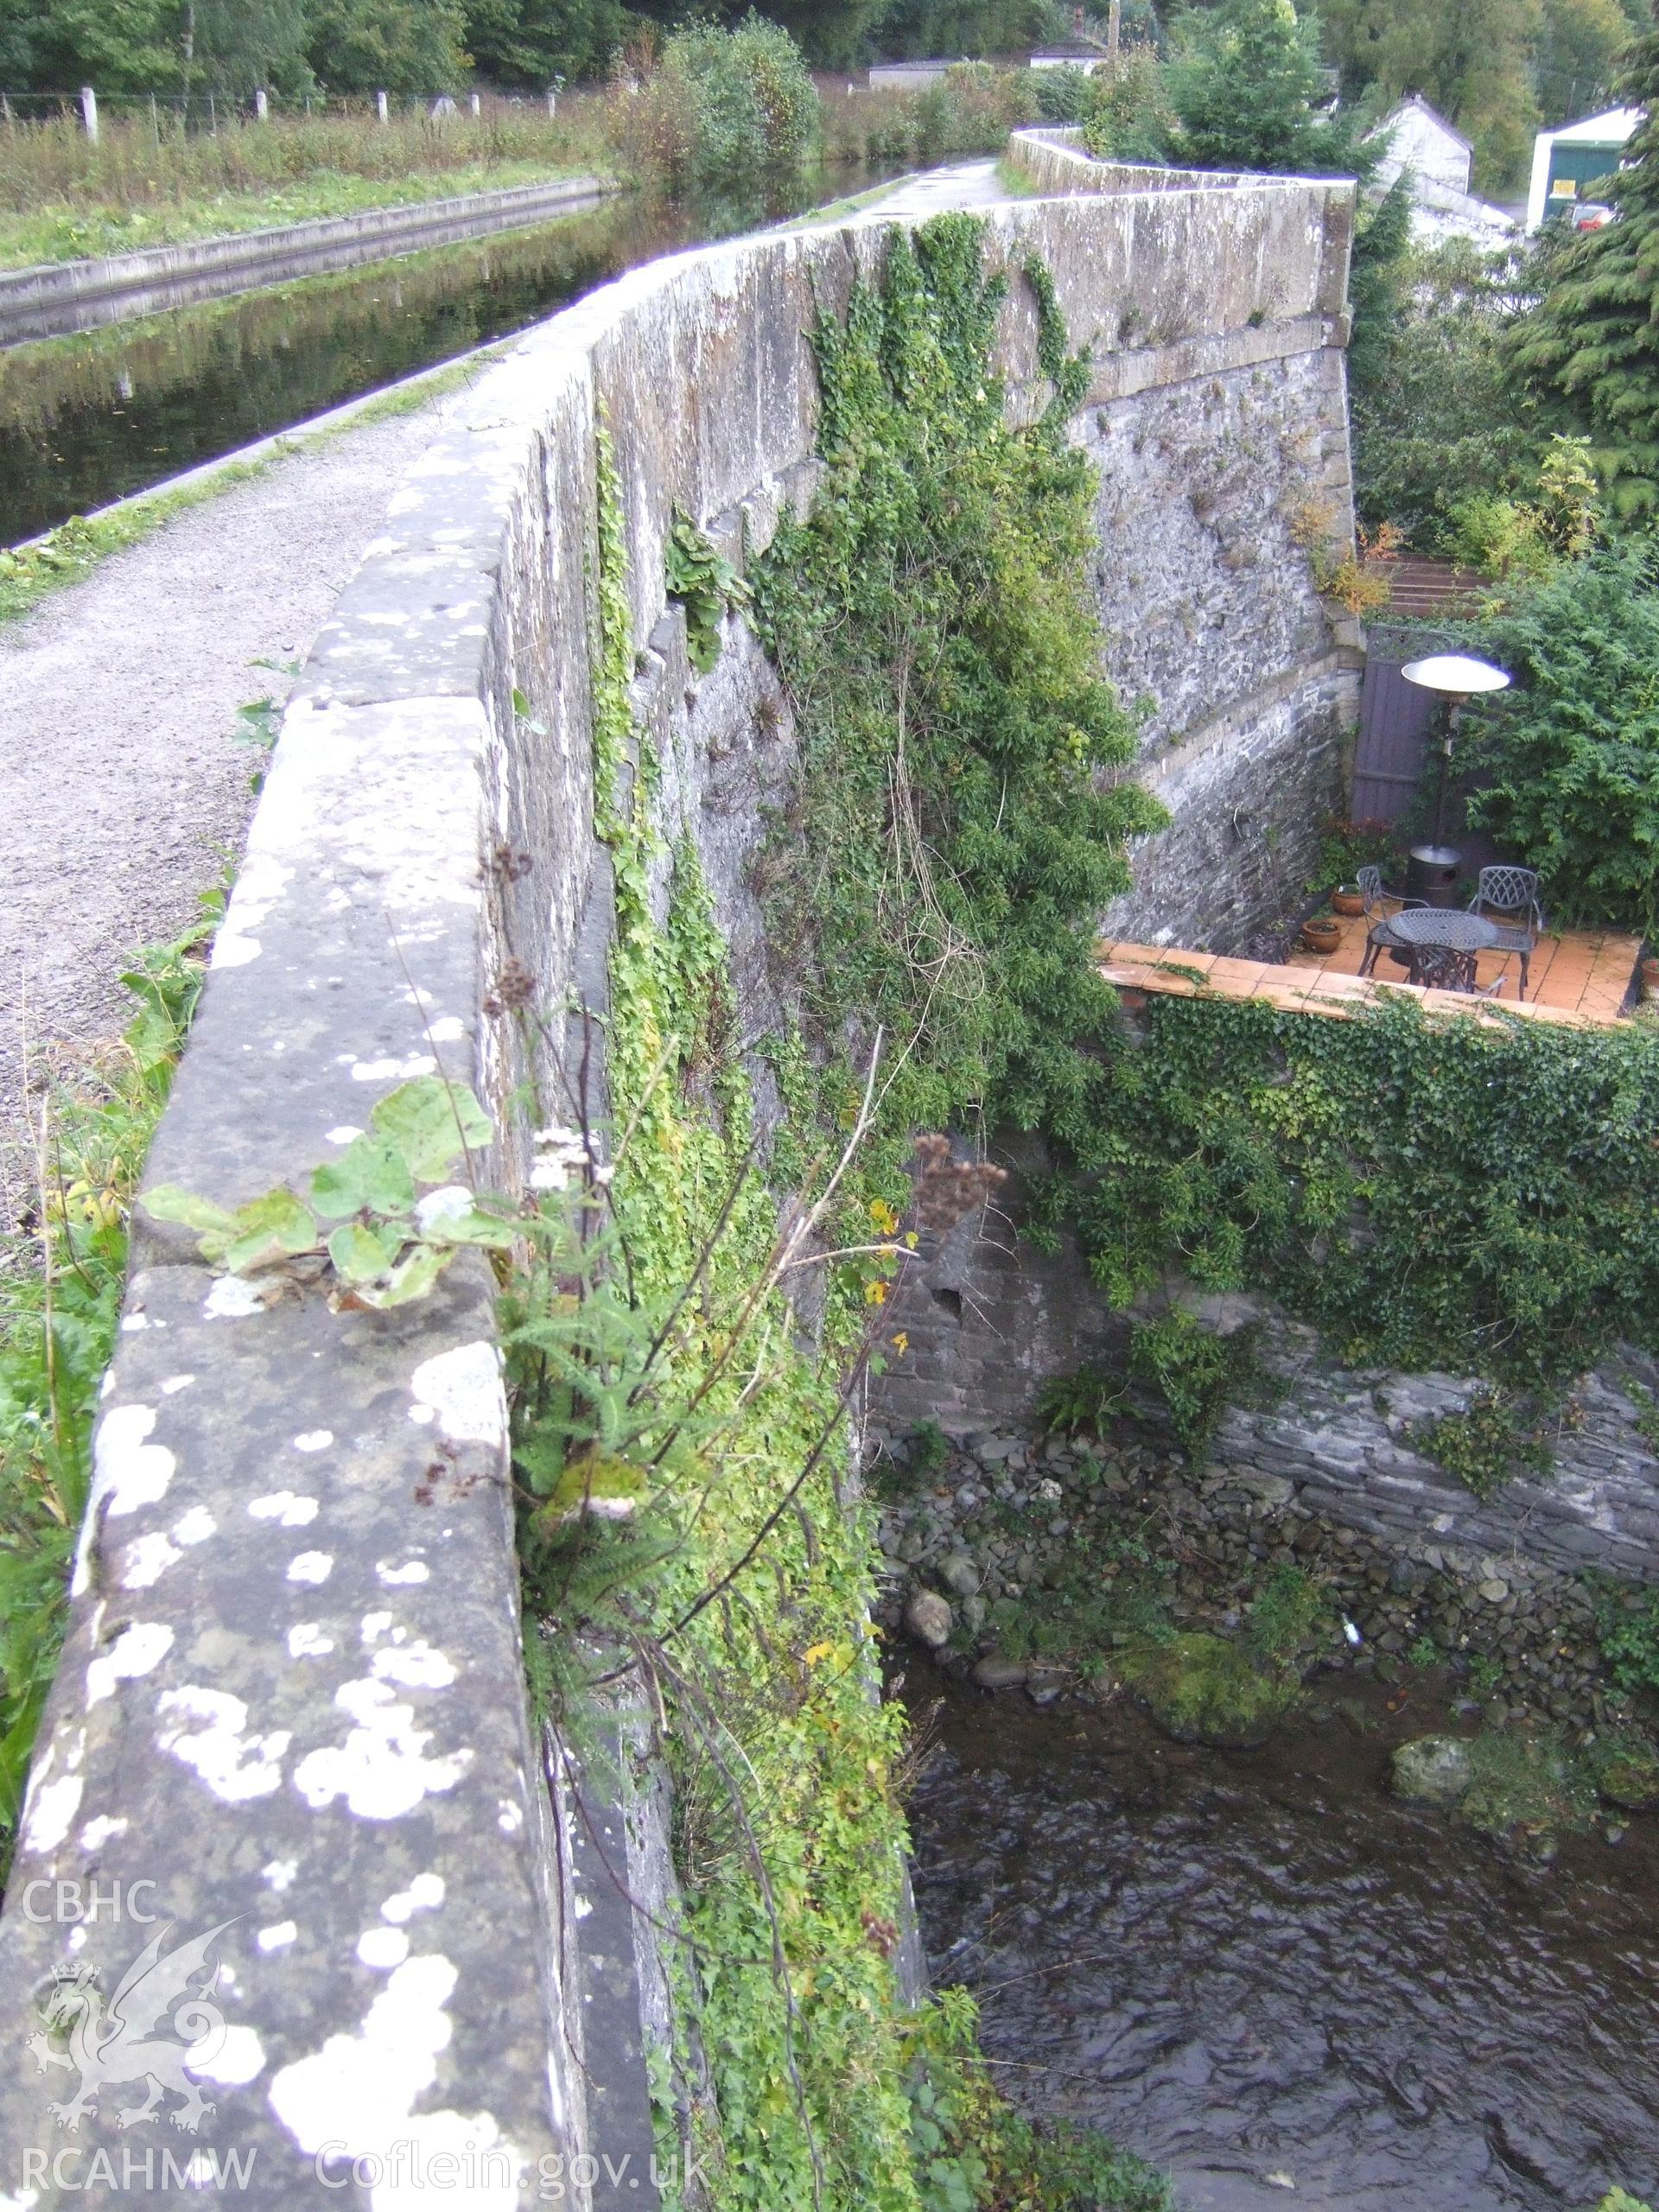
1460,542,1659,933
1595,1581,1659,1700
1079,47,1173,162
1414,1389,1551,1502
1304,815,1396,895
1350,236,1539,546
1033,64,1094,123
818,67,1039,169
610,16,818,190
1128,1309,1262,1465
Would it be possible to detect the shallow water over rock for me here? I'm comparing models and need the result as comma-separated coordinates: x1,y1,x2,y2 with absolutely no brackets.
899,1664,1659,2210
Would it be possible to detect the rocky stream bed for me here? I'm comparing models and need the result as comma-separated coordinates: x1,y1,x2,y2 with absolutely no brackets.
874,1420,1659,2209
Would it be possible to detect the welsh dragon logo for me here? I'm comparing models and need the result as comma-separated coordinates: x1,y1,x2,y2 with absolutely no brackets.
29,1920,238,2133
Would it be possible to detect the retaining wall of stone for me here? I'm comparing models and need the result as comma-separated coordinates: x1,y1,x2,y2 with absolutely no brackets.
874,1154,1659,1586
0,160,1356,2202
0,175,612,344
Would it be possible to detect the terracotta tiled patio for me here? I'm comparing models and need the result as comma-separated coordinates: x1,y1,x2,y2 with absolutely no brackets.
1099,910,1644,1031
1281,907,1642,1020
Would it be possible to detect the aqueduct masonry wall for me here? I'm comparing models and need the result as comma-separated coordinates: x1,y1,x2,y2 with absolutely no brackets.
0,137,1359,2202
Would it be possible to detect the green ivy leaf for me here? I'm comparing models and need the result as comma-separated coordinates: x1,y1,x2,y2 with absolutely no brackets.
223,1189,320,1274
310,1135,416,1221
369,1077,493,1184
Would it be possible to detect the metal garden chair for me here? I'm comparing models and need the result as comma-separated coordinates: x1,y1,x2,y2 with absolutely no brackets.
1406,942,1505,997
1356,862,1428,978
1467,866,1545,1001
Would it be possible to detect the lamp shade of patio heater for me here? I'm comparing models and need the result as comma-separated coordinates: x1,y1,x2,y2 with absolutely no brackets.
1398,655,1512,698
1398,653,1511,897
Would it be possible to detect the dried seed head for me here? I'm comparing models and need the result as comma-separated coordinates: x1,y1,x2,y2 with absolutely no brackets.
483,957,537,1016
907,1133,1007,1233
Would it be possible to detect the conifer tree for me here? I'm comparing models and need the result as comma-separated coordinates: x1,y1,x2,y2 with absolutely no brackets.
1510,15,1659,520
1165,0,1370,176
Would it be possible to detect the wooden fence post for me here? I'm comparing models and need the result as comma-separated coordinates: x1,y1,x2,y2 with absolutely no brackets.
254,86,269,122
470,91,481,117
79,85,98,142
376,88,389,123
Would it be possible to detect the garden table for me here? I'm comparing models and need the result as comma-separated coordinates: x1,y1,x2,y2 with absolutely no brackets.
1374,907,1505,992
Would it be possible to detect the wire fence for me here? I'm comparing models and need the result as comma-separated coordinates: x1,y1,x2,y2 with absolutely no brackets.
0,86,568,136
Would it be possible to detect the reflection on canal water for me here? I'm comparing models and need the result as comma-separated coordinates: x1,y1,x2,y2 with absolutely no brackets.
0,167,897,547
900,1665,1659,2212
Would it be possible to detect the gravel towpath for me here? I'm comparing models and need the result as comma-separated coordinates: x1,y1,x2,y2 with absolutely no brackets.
0,392,465,1224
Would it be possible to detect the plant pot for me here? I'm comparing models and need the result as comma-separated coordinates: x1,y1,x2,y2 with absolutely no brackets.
1641,955,1659,990
1331,884,1366,918
1300,919,1342,956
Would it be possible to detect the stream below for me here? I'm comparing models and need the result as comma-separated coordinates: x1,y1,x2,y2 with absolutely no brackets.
0,163,899,547
899,1663,1659,2212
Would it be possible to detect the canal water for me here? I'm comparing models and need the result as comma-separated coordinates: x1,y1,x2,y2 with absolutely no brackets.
0,165,898,548
900,1664,1659,2212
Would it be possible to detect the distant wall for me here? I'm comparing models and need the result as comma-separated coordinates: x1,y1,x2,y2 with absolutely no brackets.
1009,130,1362,949
0,157,1359,2202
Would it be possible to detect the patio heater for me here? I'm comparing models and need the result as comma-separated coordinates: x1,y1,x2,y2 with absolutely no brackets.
1398,652,1510,906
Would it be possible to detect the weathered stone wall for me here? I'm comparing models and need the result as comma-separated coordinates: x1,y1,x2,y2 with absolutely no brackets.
0,166,1358,2202
865,1414,1630,1731
1013,133,1361,947
873,1147,1659,1586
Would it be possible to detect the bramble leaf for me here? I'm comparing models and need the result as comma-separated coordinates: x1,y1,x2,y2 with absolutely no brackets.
311,1135,416,1220
369,1077,493,1184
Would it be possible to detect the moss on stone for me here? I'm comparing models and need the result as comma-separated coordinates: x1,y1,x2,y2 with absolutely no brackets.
1120,1630,1300,1748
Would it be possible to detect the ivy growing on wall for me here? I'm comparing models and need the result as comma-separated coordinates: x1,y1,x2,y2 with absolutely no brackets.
511,219,1185,2212
1041,991,1659,1391
750,213,1165,1188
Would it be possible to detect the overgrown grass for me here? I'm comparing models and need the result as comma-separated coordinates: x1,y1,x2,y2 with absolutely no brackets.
817,67,1040,170
0,101,611,268
0,906,216,1877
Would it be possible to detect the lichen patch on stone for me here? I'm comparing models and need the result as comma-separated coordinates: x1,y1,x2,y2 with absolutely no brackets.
290,1678,471,1821
156,1686,291,1802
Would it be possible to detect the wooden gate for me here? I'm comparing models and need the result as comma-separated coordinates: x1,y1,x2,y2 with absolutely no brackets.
1350,622,1465,827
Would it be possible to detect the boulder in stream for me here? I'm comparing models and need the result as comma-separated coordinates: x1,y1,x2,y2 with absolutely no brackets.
905,1590,953,1649
1391,1734,1476,1804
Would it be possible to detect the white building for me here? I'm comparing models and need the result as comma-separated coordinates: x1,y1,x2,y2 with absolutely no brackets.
1366,94,1514,247
1526,105,1642,231
1373,95,1472,195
